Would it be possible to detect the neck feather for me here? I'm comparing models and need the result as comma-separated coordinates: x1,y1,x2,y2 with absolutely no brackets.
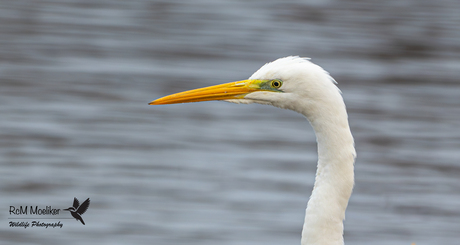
299,95,356,245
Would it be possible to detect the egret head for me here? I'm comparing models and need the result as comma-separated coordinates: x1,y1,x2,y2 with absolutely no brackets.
149,57,355,245
150,56,342,116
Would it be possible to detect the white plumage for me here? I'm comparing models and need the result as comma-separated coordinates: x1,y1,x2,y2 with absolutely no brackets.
150,56,356,245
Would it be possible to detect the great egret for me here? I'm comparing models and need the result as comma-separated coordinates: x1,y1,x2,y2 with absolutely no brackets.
150,56,356,245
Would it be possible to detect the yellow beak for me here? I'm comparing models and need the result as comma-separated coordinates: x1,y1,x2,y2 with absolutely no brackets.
149,79,267,105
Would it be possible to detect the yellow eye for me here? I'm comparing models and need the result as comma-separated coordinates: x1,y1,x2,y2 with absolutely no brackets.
270,79,282,89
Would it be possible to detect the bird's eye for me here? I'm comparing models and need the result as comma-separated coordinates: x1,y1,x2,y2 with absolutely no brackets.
270,79,282,89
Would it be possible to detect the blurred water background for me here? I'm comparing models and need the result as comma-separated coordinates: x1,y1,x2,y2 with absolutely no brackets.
1,1,460,244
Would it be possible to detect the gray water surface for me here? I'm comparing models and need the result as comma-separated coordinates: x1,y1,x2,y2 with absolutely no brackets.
1,1,460,244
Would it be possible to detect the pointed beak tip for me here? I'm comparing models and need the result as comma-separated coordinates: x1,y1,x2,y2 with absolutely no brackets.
148,100,159,105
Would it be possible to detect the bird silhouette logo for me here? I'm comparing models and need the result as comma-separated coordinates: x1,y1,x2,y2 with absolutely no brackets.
64,197,90,225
